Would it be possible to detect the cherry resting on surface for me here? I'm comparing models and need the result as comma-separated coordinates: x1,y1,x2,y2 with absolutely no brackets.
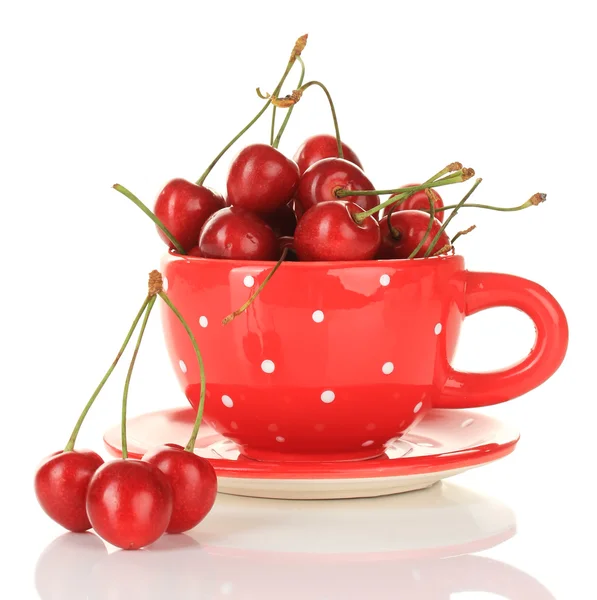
226,144,300,213
296,158,380,217
143,445,218,533
199,206,279,260
294,200,380,261
34,450,104,532
86,459,173,550
293,134,363,174
378,210,450,259
154,179,225,252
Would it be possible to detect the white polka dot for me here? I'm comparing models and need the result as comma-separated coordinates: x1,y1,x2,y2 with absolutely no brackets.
321,390,335,403
230,421,238,430
461,418,474,428
413,401,423,413
243,275,255,288
312,310,324,323
178,360,187,374
220,582,233,595
261,359,275,373
163,277,169,292
221,395,233,408
199,316,208,328
362,440,374,447
275,436,285,443
380,274,391,286
434,323,442,335
382,362,394,375
268,424,279,432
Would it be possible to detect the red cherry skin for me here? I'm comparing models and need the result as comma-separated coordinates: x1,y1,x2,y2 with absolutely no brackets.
86,460,173,550
378,210,449,259
34,450,104,532
143,446,217,533
278,235,298,261
382,184,445,222
226,144,300,213
187,246,203,257
296,158,380,218
154,179,225,253
294,201,380,261
199,207,279,260
262,202,297,237
293,134,363,174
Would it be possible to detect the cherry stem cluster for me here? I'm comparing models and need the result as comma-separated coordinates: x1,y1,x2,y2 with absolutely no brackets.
408,190,437,258
196,35,308,186
272,56,305,149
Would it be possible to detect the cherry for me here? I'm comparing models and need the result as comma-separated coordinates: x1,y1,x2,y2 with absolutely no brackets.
294,134,363,174
153,179,225,252
384,185,445,222
34,450,104,532
296,158,380,217
86,460,173,550
378,210,450,259
143,445,217,533
226,144,300,213
294,201,380,261
278,235,298,260
187,246,203,257
199,206,279,260
262,202,297,237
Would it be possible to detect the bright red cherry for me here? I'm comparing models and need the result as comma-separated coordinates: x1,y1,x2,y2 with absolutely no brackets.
143,446,217,534
34,450,104,532
378,210,449,259
86,460,173,550
296,158,380,218
262,202,297,237
294,201,380,261
293,134,363,174
154,179,225,253
382,184,445,222
226,144,300,213
199,207,279,260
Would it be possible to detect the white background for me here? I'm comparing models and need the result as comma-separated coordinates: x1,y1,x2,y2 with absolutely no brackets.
1,1,594,598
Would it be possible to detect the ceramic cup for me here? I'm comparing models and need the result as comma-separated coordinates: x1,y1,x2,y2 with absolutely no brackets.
160,253,568,462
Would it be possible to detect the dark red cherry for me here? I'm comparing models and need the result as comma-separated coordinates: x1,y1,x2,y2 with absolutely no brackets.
199,206,279,260
278,236,298,261
293,134,363,174
226,144,300,213
378,210,449,259
154,179,225,252
294,201,380,261
262,202,297,237
296,158,379,218
187,246,203,257
382,184,445,222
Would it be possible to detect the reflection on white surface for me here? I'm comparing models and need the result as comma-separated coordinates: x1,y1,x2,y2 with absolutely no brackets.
35,482,556,600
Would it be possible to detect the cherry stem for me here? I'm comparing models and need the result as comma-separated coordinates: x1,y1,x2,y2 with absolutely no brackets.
297,81,343,159
273,57,305,149
428,195,545,213
222,247,288,325
451,225,477,244
352,170,472,224
64,297,150,452
196,35,307,186
423,178,483,258
121,295,156,460
112,184,187,255
408,190,437,259
158,291,206,452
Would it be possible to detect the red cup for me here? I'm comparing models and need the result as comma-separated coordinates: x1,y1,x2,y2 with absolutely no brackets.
160,253,568,462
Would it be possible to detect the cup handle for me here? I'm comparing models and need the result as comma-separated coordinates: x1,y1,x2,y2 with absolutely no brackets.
436,271,568,408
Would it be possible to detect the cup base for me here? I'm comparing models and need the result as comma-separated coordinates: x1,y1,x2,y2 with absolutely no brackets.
238,446,386,463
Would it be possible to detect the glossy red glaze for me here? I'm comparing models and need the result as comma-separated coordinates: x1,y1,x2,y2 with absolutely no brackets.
86,460,173,550
378,211,449,259
198,206,279,260
159,252,568,461
296,158,380,217
34,450,104,532
382,185,445,222
143,446,217,533
154,179,225,252
262,202,297,237
294,201,381,261
293,134,363,174
226,144,300,213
